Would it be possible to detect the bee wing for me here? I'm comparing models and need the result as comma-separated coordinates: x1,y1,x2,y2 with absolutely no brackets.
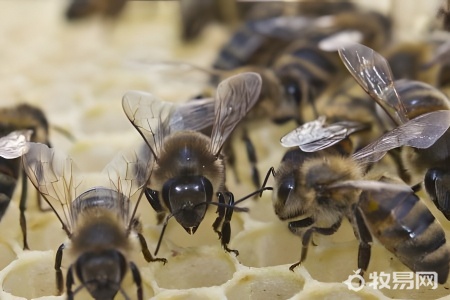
434,176,450,215
102,145,154,229
170,97,216,132
122,91,173,159
338,43,409,125
328,180,412,193
249,16,315,39
352,110,450,164
22,143,82,236
122,91,215,159
0,130,32,159
317,30,363,52
280,116,367,152
209,72,262,155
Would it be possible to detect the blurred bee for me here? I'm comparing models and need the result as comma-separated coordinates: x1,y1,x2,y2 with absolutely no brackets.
437,0,450,31
263,109,450,283
385,42,439,84
339,43,450,220
65,0,127,20
22,142,166,299
0,104,52,250
122,72,262,255
208,41,345,188
179,0,355,42
213,6,391,70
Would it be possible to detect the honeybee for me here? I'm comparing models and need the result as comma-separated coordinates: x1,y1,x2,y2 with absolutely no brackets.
122,72,262,255
0,104,52,250
22,142,166,299
264,109,450,283
339,43,450,220
213,6,391,70
65,0,127,20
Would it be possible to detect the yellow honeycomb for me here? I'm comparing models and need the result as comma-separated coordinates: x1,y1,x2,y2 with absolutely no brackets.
0,1,449,299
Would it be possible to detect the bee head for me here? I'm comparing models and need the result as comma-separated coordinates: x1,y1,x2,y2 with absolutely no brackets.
162,175,213,234
75,249,127,300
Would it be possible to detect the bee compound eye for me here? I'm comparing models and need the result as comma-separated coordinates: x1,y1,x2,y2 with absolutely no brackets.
277,177,295,205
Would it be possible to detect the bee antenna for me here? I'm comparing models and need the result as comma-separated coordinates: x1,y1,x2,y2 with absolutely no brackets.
234,186,273,206
50,124,76,142
204,201,249,212
119,286,131,300
154,212,176,256
259,167,275,197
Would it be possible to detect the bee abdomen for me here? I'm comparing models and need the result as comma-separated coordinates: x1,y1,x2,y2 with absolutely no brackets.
361,190,450,283
0,171,18,220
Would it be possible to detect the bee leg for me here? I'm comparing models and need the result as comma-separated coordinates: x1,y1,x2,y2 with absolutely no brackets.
221,192,239,256
242,129,261,190
212,192,226,239
224,140,240,184
19,169,29,250
288,218,341,271
129,261,143,300
66,265,74,300
145,188,166,225
353,207,373,281
425,168,450,220
132,218,167,264
55,243,65,295
137,232,167,264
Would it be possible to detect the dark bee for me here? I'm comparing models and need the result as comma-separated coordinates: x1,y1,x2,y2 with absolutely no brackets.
339,43,450,220
437,0,450,31
213,5,391,71
65,0,127,20
122,72,262,255
0,104,51,250
22,142,166,299
263,109,450,283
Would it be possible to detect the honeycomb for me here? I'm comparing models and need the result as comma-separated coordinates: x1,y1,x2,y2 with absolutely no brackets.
0,1,449,299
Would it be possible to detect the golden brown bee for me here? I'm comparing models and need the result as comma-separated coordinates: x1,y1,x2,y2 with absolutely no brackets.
122,72,262,255
264,109,450,283
65,0,127,20
0,104,51,250
22,142,166,299
339,43,450,220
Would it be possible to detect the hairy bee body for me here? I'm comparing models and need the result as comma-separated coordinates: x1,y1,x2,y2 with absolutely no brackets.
66,0,127,20
0,104,50,249
149,131,225,232
70,188,131,278
360,187,450,283
272,147,450,283
315,79,385,149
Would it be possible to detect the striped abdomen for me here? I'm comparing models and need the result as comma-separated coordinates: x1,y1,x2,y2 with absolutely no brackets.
359,189,449,284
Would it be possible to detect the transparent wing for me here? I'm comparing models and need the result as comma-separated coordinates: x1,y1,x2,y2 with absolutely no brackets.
22,142,82,236
352,110,450,164
338,43,409,125
318,30,363,52
249,16,314,39
210,72,262,155
123,91,216,160
328,180,412,193
102,145,154,230
280,116,367,152
122,91,176,160
171,97,216,132
0,130,32,159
